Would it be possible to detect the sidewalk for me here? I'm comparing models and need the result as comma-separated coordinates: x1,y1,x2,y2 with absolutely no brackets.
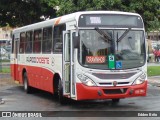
147,62,160,66
148,76,160,87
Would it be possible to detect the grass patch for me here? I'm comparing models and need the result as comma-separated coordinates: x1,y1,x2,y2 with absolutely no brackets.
0,60,10,62
0,68,10,73
147,66,160,77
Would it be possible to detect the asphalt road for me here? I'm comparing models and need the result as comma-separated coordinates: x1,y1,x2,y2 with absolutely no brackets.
0,74,160,120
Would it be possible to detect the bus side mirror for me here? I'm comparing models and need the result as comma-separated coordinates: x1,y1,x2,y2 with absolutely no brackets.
73,34,80,48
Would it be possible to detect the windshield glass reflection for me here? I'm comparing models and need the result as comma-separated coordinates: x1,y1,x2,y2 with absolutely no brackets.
78,29,145,69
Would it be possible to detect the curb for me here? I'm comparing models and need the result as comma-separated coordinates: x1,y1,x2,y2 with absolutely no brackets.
148,76,160,78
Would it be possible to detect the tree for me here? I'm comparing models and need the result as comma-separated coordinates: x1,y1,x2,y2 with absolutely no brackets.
56,0,123,15
56,0,160,31
128,0,160,31
0,0,159,31
0,0,57,27
148,17,160,31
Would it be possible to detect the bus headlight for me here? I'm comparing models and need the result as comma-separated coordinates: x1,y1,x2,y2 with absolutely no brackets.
77,74,96,86
133,73,146,85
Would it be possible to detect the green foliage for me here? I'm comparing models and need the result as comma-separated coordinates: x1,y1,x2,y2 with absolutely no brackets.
56,0,123,16
56,0,160,31
129,0,160,31
0,0,57,27
148,17,160,31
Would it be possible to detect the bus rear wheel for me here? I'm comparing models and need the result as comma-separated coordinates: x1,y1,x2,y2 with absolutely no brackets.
23,72,32,94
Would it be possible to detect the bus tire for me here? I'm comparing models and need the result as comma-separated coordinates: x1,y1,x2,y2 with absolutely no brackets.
112,99,120,103
53,74,59,98
58,79,67,104
23,72,32,94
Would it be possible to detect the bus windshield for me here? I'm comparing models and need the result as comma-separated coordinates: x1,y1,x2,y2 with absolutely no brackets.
78,29,145,69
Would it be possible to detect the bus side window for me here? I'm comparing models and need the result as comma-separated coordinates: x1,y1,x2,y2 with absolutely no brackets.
25,31,33,53
20,32,26,53
53,24,66,53
42,27,52,53
33,29,42,53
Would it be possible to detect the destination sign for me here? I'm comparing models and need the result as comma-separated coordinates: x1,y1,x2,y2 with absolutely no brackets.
79,14,143,28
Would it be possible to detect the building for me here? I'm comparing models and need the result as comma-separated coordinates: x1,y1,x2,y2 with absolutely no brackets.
0,27,12,40
147,31,160,41
0,27,12,60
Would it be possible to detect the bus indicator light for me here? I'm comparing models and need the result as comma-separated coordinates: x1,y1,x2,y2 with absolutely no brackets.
135,89,145,94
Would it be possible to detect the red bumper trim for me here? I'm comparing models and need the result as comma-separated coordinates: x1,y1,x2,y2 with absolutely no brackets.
76,81,147,100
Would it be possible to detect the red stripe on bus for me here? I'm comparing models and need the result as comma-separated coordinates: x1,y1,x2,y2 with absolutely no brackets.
10,64,55,94
54,17,62,25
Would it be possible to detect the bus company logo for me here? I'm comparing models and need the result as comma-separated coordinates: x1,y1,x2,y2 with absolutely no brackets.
26,57,49,64
86,56,105,64
113,81,117,87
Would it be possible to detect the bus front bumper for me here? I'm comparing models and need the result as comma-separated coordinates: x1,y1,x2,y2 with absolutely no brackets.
76,81,147,100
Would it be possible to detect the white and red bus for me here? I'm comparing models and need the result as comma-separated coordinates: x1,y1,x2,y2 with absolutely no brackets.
11,11,147,103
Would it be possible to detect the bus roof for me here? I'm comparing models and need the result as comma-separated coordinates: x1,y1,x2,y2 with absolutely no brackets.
0,39,11,41
12,11,141,33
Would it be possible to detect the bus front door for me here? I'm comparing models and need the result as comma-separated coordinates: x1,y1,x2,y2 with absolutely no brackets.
63,30,76,99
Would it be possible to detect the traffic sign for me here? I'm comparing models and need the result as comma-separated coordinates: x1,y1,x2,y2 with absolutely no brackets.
116,61,122,69
108,54,115,69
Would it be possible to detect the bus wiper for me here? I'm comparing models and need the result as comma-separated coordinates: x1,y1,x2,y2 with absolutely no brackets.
95,27,112,42
117,28,131,42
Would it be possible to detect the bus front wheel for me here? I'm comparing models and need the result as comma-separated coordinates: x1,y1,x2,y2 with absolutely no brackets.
58,79,67,104
23,72,32,94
